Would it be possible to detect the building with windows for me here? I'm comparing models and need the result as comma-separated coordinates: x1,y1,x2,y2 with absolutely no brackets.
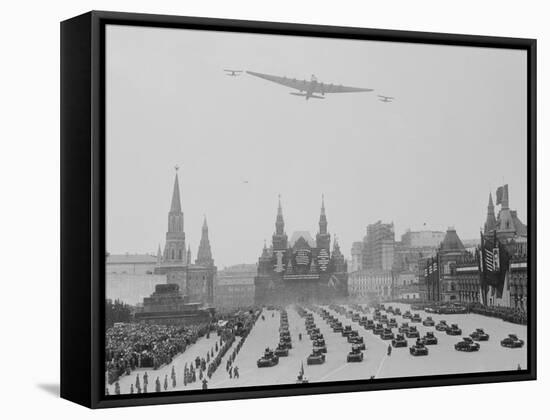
350,241,363,272
423,185,528,308
154,170,216,306
215,264,256,309
254,196,348,305
106,253,158,275
348,270,393,301
424,226,476,302
362,221,395,271
393,231,443,274
480,185,528,309
106,253,167,305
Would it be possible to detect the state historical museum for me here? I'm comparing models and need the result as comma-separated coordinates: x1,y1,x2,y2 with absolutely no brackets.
255,196,348,304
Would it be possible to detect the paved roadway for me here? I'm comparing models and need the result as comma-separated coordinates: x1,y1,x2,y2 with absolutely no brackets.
109,303,527,394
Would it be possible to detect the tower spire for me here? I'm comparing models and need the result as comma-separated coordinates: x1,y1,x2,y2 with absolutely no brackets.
316,194,330,250
163,168,185,263
156,244,162,266
170,167,182,213
275,194,285,235
196,215,214,266
272,194,288,250
319,194,328,234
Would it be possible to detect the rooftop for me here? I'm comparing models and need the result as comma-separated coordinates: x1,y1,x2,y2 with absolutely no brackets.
439,228,465,252
106,254,157,264
289,231,316,248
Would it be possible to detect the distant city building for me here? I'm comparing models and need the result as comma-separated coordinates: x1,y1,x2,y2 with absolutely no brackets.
106,273,167,306
423,184,528,309
255,196,348,305
105,254,166,305
480,185,528,309
362,221,395,271
424,226,475,302
350,242,363,272
484,185,527,240
508,248,528,309
393,229,444,274
154,170,216,306
401,230,446,248
394,271,417,287
348,270,393,301
215,264,256,308
462,238,480,250
106,253,158,275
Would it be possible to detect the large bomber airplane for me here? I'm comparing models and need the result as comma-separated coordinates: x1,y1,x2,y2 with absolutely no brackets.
246,70,373,100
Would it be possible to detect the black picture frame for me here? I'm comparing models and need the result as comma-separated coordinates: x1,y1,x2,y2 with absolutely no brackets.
61,10,537,409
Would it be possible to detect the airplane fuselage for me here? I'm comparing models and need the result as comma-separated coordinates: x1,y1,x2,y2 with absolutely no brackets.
295,75,324,100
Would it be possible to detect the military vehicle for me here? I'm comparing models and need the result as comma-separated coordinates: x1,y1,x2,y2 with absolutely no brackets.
398,322,410,334
409,341,429,356
349,338,366,350
364,319,375,330
500,334,524,348
380,328,395,340
274,343,289,357
470,328,490,341
373,323,385,335
257,348,279,367
446,324,462,336
342,325,353,337
346,345,364,362
422,316,435,327
455,337,480,352
406,326,420,338
421,331,438,345
387,318,398,328
411,313,422,323
435,320,449,331
307,348,326,365
392,334,408,348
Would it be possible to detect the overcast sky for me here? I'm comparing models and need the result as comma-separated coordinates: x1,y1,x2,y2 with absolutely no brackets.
106,24,527,268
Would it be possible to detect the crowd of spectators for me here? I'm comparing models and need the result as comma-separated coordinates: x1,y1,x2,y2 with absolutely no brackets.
468,302,528,325
106,306,263,390
105,322,210,384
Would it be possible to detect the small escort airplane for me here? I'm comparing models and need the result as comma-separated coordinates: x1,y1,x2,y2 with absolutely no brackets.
224,69,243,76
378,95,395,103
246,70,373,100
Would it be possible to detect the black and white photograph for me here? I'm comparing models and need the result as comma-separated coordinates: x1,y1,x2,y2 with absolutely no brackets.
103,21,531,397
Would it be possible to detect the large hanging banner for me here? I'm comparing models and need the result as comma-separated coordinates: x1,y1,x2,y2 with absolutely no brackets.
318,248,329,271
295,248,311,266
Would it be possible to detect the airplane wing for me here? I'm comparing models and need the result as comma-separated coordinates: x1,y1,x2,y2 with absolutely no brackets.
316,83,373,94
247,70,372,94
247,71,311,91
